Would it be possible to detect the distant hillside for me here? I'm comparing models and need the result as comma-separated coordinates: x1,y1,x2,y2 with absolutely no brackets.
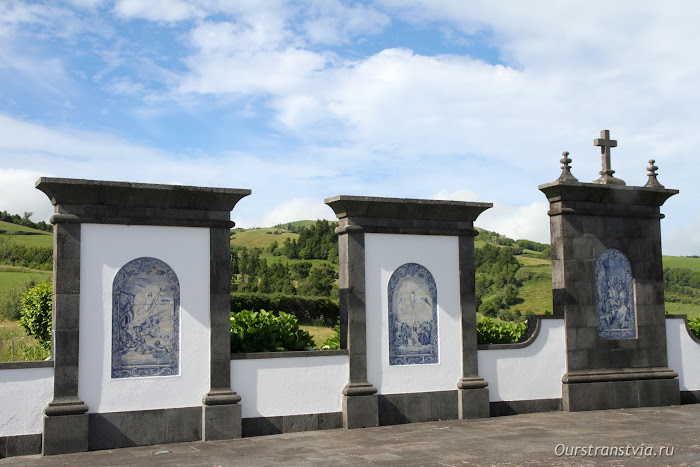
230,227,299,249
663,256,700,273
0,221,53,248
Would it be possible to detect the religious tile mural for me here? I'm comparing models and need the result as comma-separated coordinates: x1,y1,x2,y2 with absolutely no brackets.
112,257,180,378
595,248,637,339
388,263,439,365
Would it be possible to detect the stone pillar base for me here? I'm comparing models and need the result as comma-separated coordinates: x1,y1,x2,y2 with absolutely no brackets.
563,377,680,412
458,387,490,419
202,403,242,441
42,413,88,455
343,394,378,429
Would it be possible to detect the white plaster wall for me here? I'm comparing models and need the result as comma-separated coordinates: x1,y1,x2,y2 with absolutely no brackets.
231,355,348,418
0,367,53,436
478,319,565,402
365,234,462,394
666,317,700,391
80,224,210,413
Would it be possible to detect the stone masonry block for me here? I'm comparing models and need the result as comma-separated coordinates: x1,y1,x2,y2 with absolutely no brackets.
657,379,680,406
431,391,458,421
203,403,242,441
458,387,489,419
43,414,88,455
378,394,406,426
283,414,318,433
343,394,378,429
612,380,640,408
403,392,432,423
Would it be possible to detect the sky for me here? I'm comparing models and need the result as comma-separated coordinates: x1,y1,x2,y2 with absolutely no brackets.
0,0,698,256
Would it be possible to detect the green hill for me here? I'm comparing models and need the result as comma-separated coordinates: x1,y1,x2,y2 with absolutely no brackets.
0,221,53,248
663,255,700,273
230,227,298,249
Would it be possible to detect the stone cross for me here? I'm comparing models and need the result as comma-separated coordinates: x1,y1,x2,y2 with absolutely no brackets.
593,129,625,185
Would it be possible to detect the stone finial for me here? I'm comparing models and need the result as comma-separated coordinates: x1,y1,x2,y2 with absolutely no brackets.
644,159,665,188
593,129,626,185
557,151,579,182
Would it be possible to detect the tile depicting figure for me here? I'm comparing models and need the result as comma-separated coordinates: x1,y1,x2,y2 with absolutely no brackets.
388,263,439,365
112,257,180,378
596,248,637,339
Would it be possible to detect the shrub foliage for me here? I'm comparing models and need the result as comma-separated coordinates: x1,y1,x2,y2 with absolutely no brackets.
230,309,315,353
476,315,528,345
19,281,52,349
230,292,339,325
688,317,700,339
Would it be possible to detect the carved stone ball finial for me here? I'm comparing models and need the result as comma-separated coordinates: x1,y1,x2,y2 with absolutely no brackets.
644,159,665,188
593,129,626,185
557,151,579,182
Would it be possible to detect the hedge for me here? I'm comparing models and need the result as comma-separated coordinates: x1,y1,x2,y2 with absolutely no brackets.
230,292,339,324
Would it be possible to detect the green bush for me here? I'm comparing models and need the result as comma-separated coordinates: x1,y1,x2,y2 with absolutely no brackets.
477,315,528,345
231,292,339,325
19,282,52,349
688,317,700,339
230,309,316,353
321,324,341,350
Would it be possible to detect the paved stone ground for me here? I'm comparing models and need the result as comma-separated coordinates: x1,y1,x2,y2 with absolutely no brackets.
2,405,699,466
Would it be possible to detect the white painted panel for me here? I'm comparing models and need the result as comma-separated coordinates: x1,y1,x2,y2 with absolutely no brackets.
365,234,462,394
80,224,210,413
231,355,348,418
0,367,53,436
478,319,565,402
666,317,700,391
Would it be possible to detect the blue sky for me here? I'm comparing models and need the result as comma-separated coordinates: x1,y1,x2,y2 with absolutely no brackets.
1,0,699,255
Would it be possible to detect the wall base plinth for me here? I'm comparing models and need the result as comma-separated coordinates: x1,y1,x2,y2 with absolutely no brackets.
458,387,490,419
42,413,88,455
563,376,680,412
202,403,242,441
343,394,378,429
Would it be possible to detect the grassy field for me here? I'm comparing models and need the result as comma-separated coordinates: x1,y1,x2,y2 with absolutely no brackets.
0,267,52,287
230,228,298,249
299,325,337,349
0,319,48,362
663,256,700,272
0,221,53,248
664,302,700,319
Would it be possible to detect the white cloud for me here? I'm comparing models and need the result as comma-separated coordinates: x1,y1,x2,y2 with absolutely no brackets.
301,1,390,45
431,189,479,202
258,198,333,228
664,214,700,257
112,0,206,22
0,168,56,223
477,201,550,244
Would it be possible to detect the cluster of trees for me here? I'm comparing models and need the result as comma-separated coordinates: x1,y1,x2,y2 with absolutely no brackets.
476,228,550,259
664,267,700,305
0,238,53,270
0,211,52,233
475,244,524,320
272,220,339,263
231,246,338,298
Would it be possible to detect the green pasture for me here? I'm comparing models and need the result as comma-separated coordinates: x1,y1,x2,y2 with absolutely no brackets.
663,256,700,273
0,267,52,289
0,222,52,248
299,325,337,349
230,228,298,249
664,302,700,320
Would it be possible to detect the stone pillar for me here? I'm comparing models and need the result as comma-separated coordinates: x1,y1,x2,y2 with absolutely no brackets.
456,235,490,419
36,178,250,454
539,146,680,411
42,221,89,455
202,227,242,440
325,196,492,427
